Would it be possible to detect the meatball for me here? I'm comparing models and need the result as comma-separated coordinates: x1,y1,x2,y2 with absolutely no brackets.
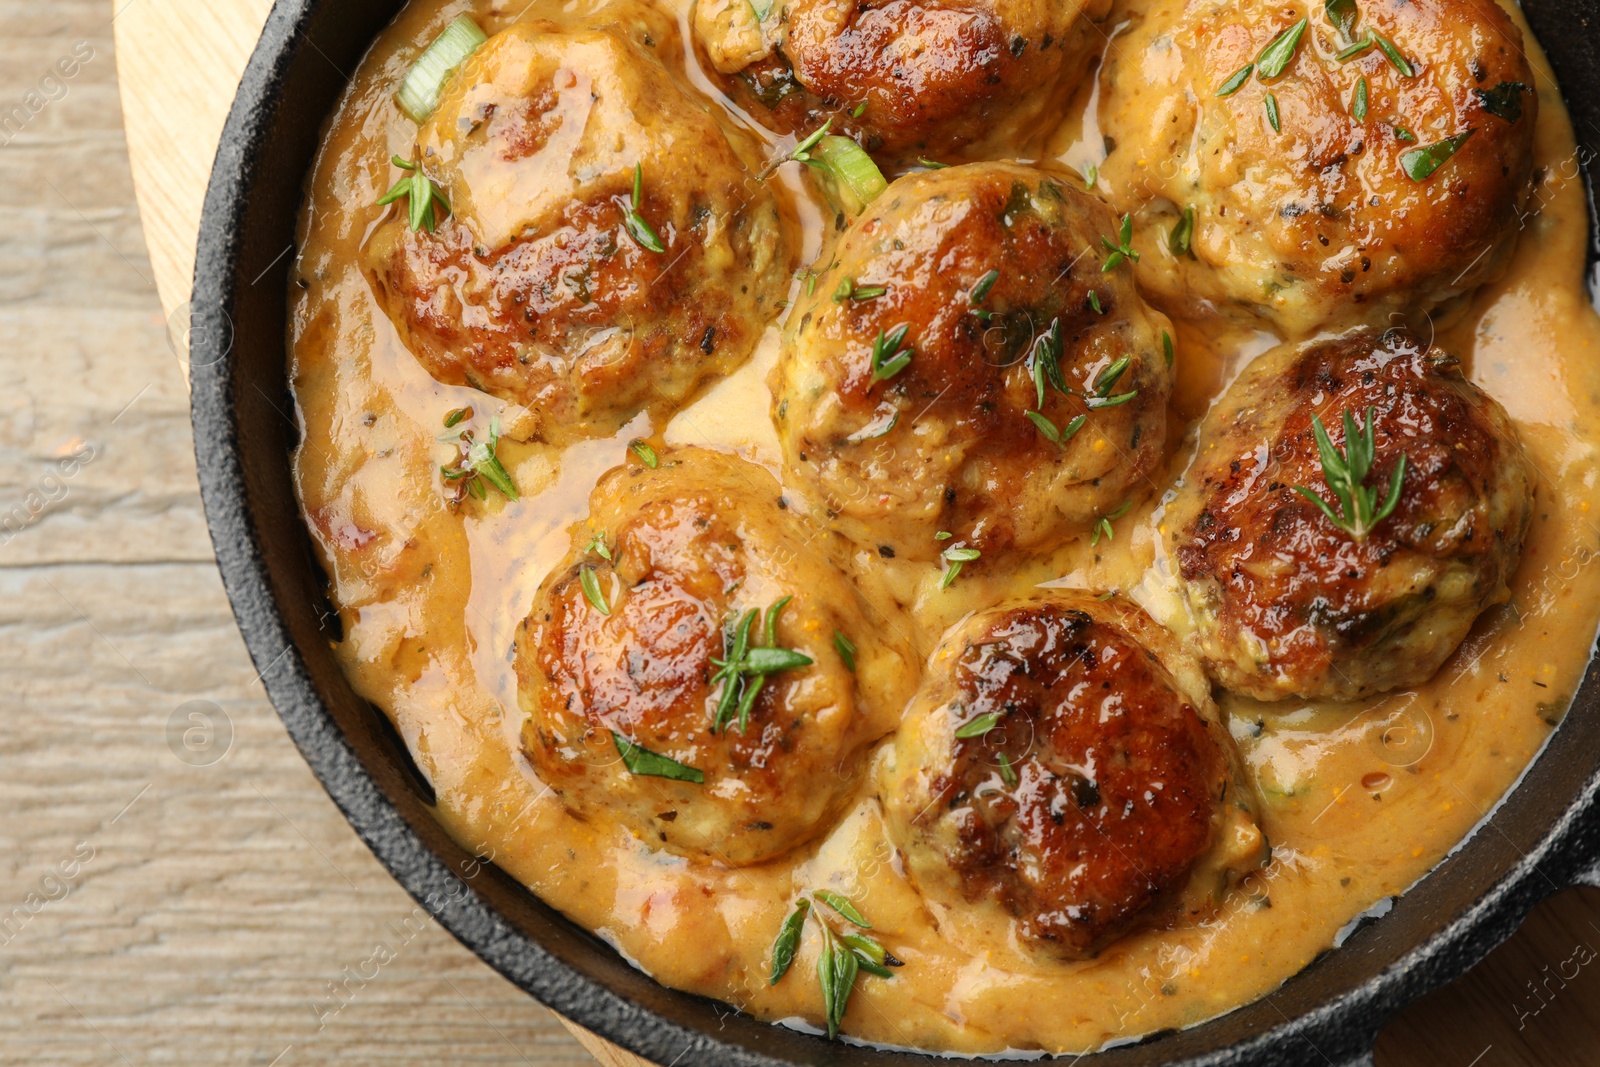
880,594,1265,961
772,162,1173,562
1166,329,1534,702
365,9,794,445
693,0,1111,158
515,446,917,865
1095,0,1537,337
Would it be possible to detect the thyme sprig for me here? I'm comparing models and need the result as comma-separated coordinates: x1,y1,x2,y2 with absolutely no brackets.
710,598,814,734
1292,408,1407,541
1100,214,1139,272
440,413,517,502
622,163,666,253
769,890,901,1039
377,155,451,233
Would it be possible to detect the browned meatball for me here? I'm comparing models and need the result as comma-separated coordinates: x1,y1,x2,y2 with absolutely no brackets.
365,8,794,445
772,162,1173,562
1167,329,1534,701
694,0,1111,159
516,447,917,865
1096,0,1537,337
880,595,1265,960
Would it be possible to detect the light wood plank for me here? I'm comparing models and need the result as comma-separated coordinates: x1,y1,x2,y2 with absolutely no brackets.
95,0,1600,1064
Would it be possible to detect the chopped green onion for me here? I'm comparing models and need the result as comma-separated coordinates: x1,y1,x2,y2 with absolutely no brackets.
396,15,488,123
811,135,889,214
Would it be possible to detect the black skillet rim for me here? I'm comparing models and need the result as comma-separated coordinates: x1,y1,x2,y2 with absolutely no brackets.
189,0,1600,1063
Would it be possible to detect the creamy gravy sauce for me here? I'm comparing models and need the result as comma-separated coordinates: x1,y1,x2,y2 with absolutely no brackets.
288,0,1600,1052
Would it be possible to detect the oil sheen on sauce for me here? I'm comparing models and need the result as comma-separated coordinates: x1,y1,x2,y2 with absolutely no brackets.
287,0,1600,1052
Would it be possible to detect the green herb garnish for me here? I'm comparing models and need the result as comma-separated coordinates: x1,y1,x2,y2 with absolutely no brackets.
1475,81,1529,123
1101,214,1139,272
1084,163,1098,189
579,565,611,615
970,269,1000,305
1394,125,1416,142
1217,64,1254,97
1088,289,1104,314
1091,500,1133,547
1265,91,1282,133
622,163,666,253
1162,330,1174,367
1373,32,1414,77
769,890,897,1038
917,157,949,169
612,732,703,783
833,630,857,671
1324,0,1358,41
630,440,659,468
940,545,981,589
834,277,887,303
1352,76,1369,122
997,752,1019,786
710,598,813,733
1025,410,1087,446
790,119,833,164
442,406,471,428
1292,407,1407,540
870,324,914,381
1401,129,1474,181
441,414,517,501
954,708,1006,739
1335,36,1375,61
1255,18,1308,80
585,531,613,561
1169,205,1195,257
377,155,451,233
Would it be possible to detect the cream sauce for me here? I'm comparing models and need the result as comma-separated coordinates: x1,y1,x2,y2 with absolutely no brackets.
288,0,1600,1052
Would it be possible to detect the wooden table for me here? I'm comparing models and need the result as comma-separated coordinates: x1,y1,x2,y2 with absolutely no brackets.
87,2,1600,1067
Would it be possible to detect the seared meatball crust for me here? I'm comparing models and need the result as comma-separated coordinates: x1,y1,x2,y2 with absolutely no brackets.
365,8,794,445
773,162,1173,563
693,0,1111,159
1096,0,1537,337
880,595,1265,961
516,447,917,866
1168,329,1534,702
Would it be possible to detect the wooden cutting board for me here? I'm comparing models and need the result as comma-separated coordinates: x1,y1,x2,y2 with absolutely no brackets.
112,3,651,1064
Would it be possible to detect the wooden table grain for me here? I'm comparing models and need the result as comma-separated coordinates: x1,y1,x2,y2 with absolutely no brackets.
0,0,1580,1064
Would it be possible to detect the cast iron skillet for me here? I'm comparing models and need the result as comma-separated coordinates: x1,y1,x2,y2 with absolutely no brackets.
189,1,1600,1063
